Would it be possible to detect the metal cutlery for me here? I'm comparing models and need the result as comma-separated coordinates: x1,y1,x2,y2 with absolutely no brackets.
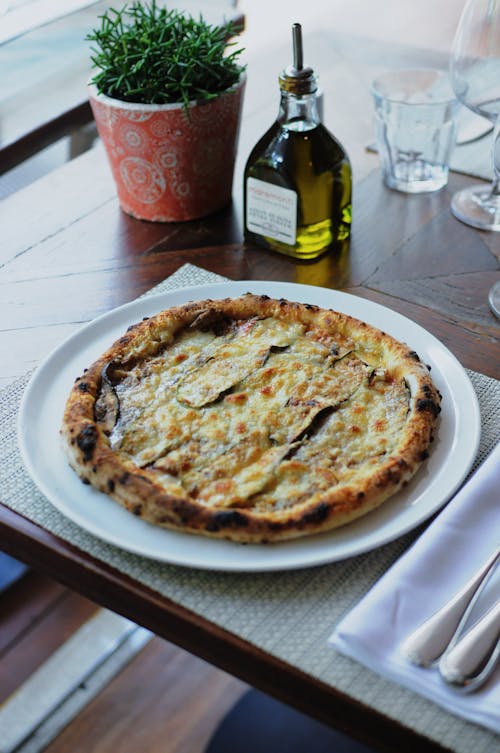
400,546,499,691
439,599,500,693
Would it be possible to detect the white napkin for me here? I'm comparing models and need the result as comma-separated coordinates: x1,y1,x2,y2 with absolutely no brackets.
330,441,500,734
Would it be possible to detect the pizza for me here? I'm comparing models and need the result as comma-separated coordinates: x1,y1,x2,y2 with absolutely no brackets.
60,293,441,543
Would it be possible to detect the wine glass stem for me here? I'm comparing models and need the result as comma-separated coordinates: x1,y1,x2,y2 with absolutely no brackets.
490,114,500,199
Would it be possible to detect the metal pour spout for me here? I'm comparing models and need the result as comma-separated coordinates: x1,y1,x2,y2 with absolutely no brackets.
279,22,317,94
292,22,303,72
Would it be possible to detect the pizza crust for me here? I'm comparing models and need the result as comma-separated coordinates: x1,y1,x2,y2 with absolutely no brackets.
60,294,441,543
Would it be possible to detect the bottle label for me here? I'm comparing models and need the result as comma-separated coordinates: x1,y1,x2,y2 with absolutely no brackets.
246,177,297,245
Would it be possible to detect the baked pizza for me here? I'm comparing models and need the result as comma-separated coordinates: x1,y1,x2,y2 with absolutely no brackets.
60,293,441,543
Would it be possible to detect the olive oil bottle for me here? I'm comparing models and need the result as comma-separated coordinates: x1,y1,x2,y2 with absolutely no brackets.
244,23,352,260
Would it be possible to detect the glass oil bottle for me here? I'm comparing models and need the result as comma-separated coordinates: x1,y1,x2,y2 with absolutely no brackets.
244,23,352,260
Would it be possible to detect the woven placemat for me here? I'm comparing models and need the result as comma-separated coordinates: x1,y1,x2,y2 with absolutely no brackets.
2,264,499,752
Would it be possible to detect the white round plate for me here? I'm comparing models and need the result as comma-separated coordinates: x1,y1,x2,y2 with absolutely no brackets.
18,281,480,572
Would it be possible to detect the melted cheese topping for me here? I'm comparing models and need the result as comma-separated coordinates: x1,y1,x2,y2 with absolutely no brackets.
105,317,410,511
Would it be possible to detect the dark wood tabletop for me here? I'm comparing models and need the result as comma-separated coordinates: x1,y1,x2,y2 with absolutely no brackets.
1,15,499,753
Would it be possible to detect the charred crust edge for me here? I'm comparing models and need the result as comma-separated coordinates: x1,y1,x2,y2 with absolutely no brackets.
76,425,98,462
206,510,249,532
416,397,441,417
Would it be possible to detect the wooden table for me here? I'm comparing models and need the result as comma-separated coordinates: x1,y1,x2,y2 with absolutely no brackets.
1,20,499,753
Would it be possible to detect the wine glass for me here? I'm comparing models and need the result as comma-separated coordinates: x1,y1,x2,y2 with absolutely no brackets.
450,0,500,230
489,279,500,317
450,0,500,318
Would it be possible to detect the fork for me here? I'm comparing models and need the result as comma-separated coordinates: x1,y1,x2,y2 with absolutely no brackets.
438,598,500,692
400,546,499,671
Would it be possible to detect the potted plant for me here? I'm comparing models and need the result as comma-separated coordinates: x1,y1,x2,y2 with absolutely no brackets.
86,0,246,222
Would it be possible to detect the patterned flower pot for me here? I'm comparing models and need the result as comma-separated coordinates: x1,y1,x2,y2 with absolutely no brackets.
88,77,245,222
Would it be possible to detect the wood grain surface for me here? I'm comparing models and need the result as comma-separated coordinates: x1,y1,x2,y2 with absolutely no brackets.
2,145,499,388
0,572,247,753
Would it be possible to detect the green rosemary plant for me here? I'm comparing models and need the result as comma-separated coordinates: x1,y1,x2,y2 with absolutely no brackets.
87,1,245,110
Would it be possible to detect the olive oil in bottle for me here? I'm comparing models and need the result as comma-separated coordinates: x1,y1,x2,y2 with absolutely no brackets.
244,23,352,260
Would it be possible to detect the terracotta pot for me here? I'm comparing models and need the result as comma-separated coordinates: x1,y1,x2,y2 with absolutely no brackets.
88,77,245,222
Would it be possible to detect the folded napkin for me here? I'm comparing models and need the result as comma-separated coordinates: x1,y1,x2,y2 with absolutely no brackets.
330,441,500,734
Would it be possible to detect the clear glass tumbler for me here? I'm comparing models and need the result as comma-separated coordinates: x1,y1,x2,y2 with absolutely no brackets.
371,69,458,194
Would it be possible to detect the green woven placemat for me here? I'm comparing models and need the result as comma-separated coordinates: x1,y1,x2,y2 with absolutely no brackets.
2,264,499,752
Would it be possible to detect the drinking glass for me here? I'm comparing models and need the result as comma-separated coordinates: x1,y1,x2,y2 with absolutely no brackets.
371,69,457,193
450,0,500,230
